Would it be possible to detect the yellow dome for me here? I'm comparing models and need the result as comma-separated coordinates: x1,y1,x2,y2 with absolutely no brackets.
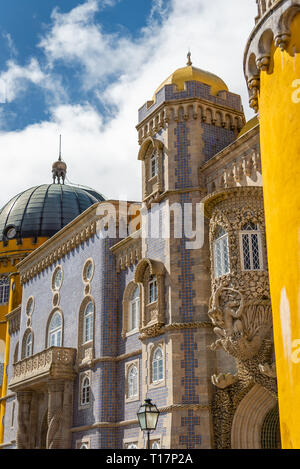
153,64,229,100
237,116,259,138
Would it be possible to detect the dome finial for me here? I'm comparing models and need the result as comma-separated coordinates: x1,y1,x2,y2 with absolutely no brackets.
187,50,192,66
52,134,67,184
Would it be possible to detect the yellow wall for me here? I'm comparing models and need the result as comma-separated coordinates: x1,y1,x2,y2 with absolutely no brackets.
259,14,300,449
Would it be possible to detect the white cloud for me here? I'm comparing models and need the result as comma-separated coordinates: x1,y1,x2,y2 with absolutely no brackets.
0,0,258,208
0,58,67,105
0,58,45,103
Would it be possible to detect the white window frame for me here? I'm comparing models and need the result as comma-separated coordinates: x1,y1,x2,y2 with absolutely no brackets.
0,277,10,305
151,440,160,449
150,152,158,179
83,302,94,344
148,276,158,304
25,332,33,358
129,287,140,331
81,376,90,406
213,228,230,279
152,346,164,384
128,365,138,398
48,311,62,347
240,223,264,271
126,442,138,449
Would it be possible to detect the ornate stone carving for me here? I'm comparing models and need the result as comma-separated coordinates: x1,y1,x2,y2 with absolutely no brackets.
245,0,300,110
134,258,165,337
9,347,76,391
203,186,277,448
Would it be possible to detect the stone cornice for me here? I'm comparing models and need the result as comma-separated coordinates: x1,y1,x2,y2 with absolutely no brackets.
136,96,245,130
5,305,21,334
202,186,263,218
17,202,100,283
110,229,141,253
78,349,142,369
70,403,212,432
18,200,140,284
139,321,213,340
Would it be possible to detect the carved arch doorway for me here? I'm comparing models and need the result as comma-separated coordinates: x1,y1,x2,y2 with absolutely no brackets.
231,384,280,449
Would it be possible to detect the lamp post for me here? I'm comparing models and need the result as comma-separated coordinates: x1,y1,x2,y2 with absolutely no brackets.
137,398,160,449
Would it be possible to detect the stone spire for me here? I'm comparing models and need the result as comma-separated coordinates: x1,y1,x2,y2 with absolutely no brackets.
52,135,67,184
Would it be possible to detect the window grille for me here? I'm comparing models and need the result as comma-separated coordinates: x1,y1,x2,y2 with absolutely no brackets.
261,406,281,449
213,227,230,278
240,222,263,271
0,278,10,305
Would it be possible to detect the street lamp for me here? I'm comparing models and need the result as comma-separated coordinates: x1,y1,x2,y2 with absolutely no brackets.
137,398,160,449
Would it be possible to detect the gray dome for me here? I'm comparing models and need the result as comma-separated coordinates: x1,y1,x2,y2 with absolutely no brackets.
0,184,105,242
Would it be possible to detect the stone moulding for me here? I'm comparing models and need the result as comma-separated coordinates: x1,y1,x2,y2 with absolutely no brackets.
202,186,263,218
138,321,213,340
244,0,300,111
9,347,77,391
6,305,21,335
70,404,211,433
18,200,141,285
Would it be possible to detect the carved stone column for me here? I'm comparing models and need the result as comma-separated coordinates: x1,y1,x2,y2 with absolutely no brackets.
16,391,33,449
46,379,74,449
47,380,65,449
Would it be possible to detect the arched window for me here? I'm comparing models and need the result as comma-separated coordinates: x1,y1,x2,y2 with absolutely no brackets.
127,443,138,449
150,152,158,179
81,376,90,406
152,441,160,449
48,311,62,347
129,287,140,331
0,277,10,305
24,332,33,358
240,222,263,271
83,302,94,343
213,226,230,278
128,365,138,398
152,347,164,383
149,275,158,304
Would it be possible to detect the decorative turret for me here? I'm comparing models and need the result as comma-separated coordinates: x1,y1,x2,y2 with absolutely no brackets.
52,135,67,184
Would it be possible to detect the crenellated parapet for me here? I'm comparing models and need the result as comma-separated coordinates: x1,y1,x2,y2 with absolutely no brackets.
244,0,300,111
137,81,245,146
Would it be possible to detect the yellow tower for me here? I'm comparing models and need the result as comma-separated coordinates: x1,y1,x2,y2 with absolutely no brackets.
244,0,300,449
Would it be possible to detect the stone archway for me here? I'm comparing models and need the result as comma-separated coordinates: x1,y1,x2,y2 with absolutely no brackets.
231,384,277,449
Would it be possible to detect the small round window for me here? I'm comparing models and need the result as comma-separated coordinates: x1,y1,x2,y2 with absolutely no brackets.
26,297,34,316
52,266,63,291
6,226,17,239
83,259,94,283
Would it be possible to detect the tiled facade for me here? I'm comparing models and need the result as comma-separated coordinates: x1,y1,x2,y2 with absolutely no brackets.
1,60,280,450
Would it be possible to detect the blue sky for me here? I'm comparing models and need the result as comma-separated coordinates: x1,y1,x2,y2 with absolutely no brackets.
0,0,257,206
